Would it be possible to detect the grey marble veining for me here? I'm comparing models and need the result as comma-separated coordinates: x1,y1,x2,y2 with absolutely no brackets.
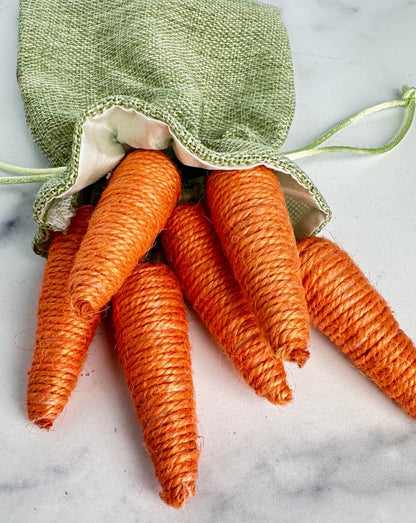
1,0,416,521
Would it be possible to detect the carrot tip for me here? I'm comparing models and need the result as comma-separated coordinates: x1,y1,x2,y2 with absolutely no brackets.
27,399,60,430
35,420,53,431
28,412,54,431
266,385,293,405
159,480,197,508
70,297,100,319
290,349,310,368
273,347,310,367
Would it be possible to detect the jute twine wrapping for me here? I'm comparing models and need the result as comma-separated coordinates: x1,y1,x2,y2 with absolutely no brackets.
68,149,181,315
27,205,100,429
112,262,199,508
207,166,310,366
161,203,292,405
298,236,416,418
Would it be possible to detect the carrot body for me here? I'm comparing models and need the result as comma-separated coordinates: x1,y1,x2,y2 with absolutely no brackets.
27,205,101,430
68,149,181,316
161,203,292,405
206,166,310,366
112,262,199,508
298,236,416,418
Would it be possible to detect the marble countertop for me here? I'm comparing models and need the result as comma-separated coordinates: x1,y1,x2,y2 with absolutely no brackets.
1,0,416,521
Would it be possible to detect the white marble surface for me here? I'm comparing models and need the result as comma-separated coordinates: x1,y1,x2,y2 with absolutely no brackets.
1,0,416,521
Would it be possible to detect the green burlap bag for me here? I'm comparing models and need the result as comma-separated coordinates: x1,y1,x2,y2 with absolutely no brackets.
16,0,331,254
13,0,415,255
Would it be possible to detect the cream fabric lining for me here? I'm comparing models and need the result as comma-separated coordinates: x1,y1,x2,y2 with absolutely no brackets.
59,106,323,231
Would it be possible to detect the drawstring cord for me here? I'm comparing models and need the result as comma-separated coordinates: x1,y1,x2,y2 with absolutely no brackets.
0,86,414,184
284,86,415,160
0,162,65,184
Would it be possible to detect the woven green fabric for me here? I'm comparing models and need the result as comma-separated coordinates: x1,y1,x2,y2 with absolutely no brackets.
17,0,331,254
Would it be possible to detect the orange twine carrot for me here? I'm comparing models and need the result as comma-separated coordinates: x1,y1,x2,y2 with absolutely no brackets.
161,203,292,405
111,262,199,508
27,205,101,430
68,149,181,316
206,166,310,366
298,236,416,418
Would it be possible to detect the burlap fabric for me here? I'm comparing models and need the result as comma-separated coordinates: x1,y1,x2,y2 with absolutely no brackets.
17,0,330,254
